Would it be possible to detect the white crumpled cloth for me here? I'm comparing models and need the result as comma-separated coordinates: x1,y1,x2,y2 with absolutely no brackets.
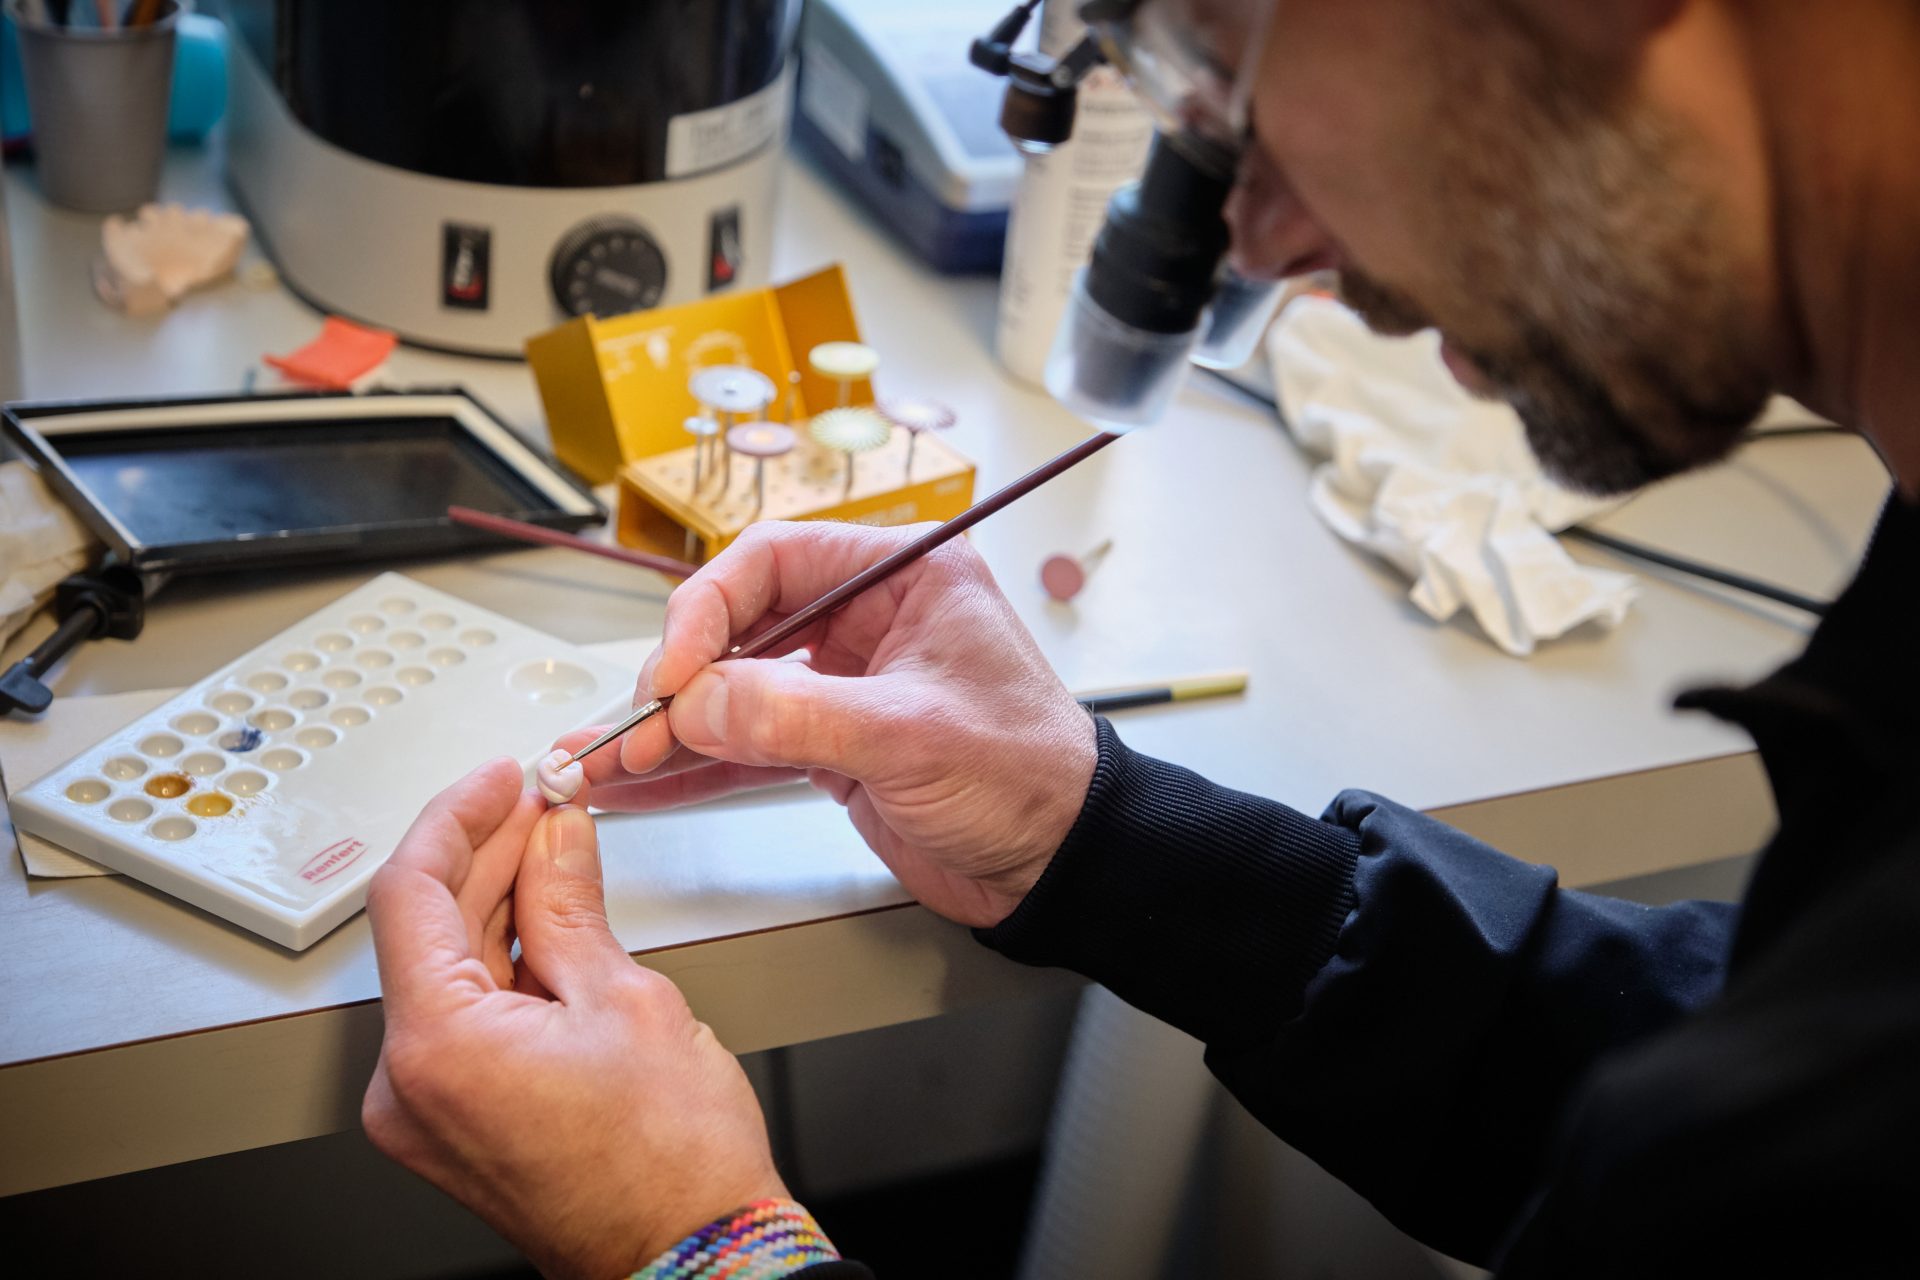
0,461,98,648
1267,296,1636,656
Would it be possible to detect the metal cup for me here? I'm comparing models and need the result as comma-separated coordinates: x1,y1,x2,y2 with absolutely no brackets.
7,0,180,213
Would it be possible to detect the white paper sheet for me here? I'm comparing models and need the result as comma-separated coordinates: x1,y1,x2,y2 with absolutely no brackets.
0,461,99,648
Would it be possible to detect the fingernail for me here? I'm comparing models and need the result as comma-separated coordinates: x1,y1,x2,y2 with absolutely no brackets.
638,647,662,699
675,671,727,747
547,808,598,877
618,730,648,774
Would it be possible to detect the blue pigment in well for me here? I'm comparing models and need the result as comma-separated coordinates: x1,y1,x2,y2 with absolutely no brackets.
219,727,265,753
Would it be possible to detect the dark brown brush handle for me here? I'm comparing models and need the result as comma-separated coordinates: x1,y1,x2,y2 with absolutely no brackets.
729,430,1121,661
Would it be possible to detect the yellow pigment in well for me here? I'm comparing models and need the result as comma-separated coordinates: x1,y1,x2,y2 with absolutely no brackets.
186,792,234,818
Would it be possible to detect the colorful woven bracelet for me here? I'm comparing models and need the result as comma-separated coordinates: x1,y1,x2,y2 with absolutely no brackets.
630,1198,842,1280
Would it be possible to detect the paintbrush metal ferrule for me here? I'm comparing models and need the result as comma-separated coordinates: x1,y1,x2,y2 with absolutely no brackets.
568,697,670,765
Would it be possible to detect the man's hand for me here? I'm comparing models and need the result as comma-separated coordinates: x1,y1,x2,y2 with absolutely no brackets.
363,759,785,1279
561,522,1098,929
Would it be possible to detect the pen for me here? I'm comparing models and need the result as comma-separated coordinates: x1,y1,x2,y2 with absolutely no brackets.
1076,671,1249,714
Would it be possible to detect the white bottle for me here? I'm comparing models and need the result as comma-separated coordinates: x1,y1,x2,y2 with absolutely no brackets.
994,1,1154,387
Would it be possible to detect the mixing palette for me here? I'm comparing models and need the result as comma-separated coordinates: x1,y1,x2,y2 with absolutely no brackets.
10,573,638,950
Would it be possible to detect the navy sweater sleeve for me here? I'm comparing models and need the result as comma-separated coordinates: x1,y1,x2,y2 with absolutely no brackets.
980,718,1736,1265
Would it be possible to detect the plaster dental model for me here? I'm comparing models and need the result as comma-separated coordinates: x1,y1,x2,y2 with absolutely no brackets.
94,203,250,316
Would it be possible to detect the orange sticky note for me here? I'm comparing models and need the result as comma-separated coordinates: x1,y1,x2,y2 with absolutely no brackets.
265,317,399,390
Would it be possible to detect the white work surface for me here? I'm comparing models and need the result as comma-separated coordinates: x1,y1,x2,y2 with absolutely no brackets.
0,142,1893,1196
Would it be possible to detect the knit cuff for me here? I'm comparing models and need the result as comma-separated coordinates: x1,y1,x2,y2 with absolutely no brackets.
630,1199,861,1280
978,717,1360,1048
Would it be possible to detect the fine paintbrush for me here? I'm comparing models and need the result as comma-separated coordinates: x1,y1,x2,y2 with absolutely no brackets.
566,429,1122,764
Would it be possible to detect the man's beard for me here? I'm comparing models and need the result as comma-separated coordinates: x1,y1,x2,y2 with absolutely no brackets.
1331,13,1773,497
1340,265,1758,496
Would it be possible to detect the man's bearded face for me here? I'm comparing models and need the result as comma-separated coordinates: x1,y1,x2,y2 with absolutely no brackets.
1232,1,1776,495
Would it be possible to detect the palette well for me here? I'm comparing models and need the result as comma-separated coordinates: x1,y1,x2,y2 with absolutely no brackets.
10,573,638,950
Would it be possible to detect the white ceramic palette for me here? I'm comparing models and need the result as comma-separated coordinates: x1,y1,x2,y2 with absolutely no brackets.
10,573,637,950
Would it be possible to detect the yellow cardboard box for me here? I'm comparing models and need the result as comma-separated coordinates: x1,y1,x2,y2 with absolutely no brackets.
526,265,873,485
618,426,975,566
530,263,976,566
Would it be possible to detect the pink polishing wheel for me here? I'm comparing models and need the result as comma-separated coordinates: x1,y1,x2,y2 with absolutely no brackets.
1040,554,1088,602
726,421,797,457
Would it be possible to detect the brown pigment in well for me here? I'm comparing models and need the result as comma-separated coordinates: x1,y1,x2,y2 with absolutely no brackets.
145,774,191,799
186,792,233,818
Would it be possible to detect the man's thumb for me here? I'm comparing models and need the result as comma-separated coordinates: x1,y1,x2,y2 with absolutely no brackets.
514,807,631,999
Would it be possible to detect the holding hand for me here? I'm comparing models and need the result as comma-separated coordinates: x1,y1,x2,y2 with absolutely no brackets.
561,522,1098,928
363,759,784,1279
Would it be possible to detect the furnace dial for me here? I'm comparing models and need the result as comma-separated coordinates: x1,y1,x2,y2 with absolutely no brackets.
549,217,668,318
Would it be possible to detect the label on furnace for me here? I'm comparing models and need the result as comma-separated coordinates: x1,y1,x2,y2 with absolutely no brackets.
666,68,795,180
